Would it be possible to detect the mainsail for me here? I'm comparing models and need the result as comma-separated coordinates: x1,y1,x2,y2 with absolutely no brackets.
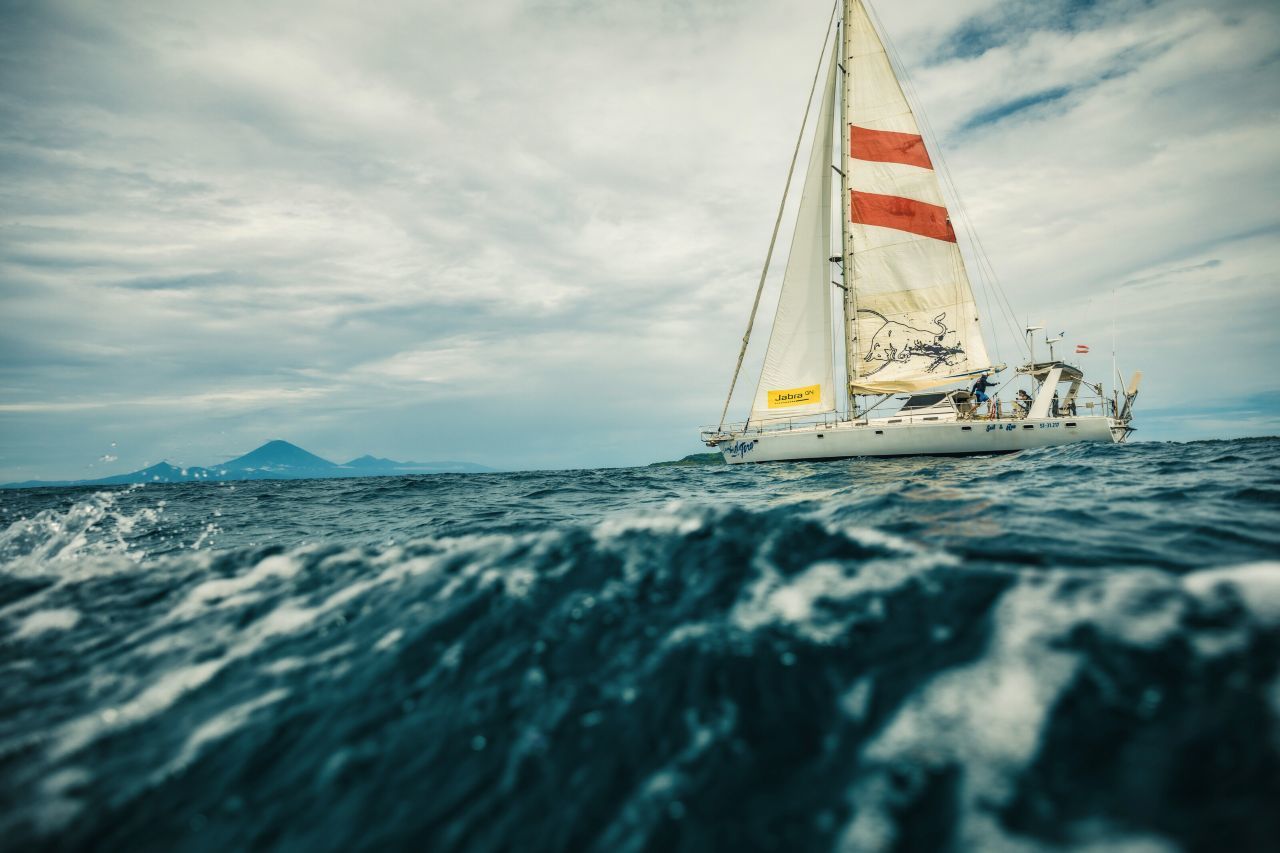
748,54,839,422
843,0,992,394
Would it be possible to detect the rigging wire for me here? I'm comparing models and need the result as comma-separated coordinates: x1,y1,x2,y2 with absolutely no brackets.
715,0,840,433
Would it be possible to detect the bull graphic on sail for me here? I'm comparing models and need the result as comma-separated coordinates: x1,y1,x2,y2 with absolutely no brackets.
859,308,965,377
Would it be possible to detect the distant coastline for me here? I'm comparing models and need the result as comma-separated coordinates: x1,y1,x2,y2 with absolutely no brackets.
649,452,724,467
1,440,493,489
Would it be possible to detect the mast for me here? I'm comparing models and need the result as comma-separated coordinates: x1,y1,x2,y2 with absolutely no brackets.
839,0,857,417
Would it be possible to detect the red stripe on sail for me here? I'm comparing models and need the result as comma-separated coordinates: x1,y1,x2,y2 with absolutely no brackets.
851,191,956,242
850,126,933,169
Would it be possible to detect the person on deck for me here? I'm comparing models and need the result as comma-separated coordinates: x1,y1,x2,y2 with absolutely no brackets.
971,372,998,414
971,372,997,401
1015,389,1032,416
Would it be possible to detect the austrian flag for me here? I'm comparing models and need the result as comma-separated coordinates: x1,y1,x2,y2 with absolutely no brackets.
1076,344,1090,354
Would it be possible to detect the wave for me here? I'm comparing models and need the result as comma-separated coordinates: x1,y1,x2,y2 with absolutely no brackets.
2,486,1278,850
0,488,168,576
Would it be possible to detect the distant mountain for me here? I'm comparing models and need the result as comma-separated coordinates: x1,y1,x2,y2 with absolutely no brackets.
344,454,399,469
78,462,215,486
342,455,489,475
2,440,493,489
223,439,337,475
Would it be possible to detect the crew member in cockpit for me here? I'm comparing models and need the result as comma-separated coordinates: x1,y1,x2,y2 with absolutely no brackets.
971,372,998,414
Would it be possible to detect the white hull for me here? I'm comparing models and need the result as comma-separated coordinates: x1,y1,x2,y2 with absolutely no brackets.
715,415,1123,464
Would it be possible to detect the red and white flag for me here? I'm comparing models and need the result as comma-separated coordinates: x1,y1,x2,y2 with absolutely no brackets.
1076,344,1090,354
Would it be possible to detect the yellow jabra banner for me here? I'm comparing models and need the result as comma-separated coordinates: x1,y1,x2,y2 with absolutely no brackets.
767,384,820,409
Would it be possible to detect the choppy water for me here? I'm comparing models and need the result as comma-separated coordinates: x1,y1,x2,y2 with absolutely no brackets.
2,438,1279,852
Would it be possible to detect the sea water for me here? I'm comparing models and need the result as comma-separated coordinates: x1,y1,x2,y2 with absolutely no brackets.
1,438,1278,852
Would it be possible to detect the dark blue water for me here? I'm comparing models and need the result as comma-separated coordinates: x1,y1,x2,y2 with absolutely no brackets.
2,438,1279,852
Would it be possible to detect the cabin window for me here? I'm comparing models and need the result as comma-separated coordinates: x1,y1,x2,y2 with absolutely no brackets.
875,430,884,435
961,426,972,431
817,434,824,439
923,416,938,421
1022,425,1035,430
887,419,901,424
1065,422,1077,427
899,393,947,412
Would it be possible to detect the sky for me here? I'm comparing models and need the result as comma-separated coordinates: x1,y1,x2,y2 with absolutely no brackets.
1,0,1278,480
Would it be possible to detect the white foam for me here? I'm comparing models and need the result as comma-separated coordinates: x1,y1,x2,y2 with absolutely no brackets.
28,766,92,834
54,660,225,760
318,573,379,612
839,676,874,722
732,554,950,644
836,569,1189,852
440,641,464,670
176,553,302,617
0,491,160,576
502,566,537,598
1084,572,1187,649
260,656,308,675
592,505,705,540
14,608,80,638
665,622,714,646
256,604,319,637
50,575,343,762
374,628,404,652
1184,561,1280,625
159,688,290,779
728,520,957,644
863,580,1078,795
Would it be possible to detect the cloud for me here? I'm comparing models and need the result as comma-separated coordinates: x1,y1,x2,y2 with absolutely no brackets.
929,0,1161,64
1119,259,1222,291
0,387,329,414
958,86,1075,132
1,0,1278,479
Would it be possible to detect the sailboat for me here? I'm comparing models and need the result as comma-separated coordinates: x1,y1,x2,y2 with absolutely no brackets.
702,0,1139,464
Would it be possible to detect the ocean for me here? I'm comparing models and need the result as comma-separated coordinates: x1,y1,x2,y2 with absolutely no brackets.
2,438,1278,852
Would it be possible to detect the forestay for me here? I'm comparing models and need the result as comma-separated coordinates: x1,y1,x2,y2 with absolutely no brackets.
844,0,991,394
749,54,838,423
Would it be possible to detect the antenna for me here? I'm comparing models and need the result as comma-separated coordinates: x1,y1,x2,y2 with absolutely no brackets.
1111,288,1117,419
1045,333,1062,362
1024,324,1043,366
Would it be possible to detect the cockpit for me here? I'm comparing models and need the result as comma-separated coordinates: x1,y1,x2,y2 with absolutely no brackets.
870,390,975,424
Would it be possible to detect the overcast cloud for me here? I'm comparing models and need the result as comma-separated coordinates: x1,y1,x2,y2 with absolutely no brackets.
2,0,1278,480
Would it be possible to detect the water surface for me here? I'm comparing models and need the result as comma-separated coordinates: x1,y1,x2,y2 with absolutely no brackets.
2,438,1278,851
